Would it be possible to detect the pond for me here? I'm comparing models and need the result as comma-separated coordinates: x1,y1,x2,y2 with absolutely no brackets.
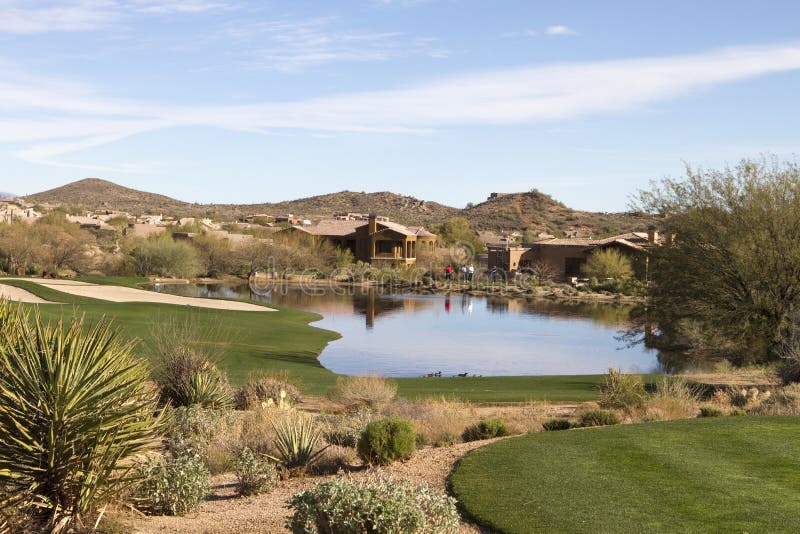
151,284,659,378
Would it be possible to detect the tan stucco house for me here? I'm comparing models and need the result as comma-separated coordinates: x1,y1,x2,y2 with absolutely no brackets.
284,214,437,266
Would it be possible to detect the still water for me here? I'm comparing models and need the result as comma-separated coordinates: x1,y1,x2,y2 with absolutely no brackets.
152,284,658,378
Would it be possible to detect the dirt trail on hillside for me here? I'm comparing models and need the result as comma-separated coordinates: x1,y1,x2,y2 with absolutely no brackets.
1,279,274,312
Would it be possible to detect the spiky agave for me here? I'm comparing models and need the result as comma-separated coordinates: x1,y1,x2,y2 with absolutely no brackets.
0,303,164,532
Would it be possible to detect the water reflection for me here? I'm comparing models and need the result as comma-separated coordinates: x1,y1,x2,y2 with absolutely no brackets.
152,284,661,377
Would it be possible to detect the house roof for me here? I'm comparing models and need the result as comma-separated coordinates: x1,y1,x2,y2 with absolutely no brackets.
535,231,654,249
293,219,360,237
408,226,437,238
293,218,437,239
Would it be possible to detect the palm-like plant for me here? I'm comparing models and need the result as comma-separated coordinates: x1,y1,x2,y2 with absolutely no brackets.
0,305,164,532
268,413,327,475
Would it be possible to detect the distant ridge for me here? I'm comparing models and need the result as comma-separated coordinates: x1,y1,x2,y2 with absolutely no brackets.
24,178,654,236
0,192,15,199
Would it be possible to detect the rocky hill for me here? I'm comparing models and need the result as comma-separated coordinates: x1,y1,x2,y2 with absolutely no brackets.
464,190,655,235
25,178,191,215
23,178,655,236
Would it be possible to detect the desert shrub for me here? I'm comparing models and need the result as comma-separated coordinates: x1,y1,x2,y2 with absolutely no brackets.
699,406,724,418
0,307,164,532
748,384,798,415
728,387,765,408
462,418,509,441
382,398,474,448
731,408,748,416
582,248,633,280
317,408,376,448
270,413,327,475
358,417,416,466
309,445,358,476
233,447,278,497
286,476,459,534
542,419,573,431
234,374,301,410
333,375,397,408
135,454,210,516
167,406,239,474
577,409,621,427
598,368,646,409
644,376,702,421
150,318,232,409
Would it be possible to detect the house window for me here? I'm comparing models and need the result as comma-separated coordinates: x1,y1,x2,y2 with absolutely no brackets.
377,240,394,254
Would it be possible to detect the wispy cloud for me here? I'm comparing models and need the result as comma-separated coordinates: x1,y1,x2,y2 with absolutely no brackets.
3,42,800,167
503,25,577,39
544,25,577,36
0,0,230,34
228,17,448,72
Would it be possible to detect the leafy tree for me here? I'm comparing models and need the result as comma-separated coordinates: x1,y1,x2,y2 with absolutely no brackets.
637,157,800,363
192,232,234,277
433,217,486,256
130,235,201,278
582,248,634,279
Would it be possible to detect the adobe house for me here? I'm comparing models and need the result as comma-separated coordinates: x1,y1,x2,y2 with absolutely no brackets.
283,214,437,266
488,228,661,280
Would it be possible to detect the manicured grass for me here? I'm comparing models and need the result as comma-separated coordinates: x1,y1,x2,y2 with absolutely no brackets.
450,416,800,533
0,279,341,394
75,275,150,288
0,279,629,402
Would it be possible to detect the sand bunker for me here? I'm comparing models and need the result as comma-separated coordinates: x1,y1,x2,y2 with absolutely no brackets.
0,279,273,312
0,283,53,304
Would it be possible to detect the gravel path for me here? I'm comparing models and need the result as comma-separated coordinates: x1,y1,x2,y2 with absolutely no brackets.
1,279,273,312
130,441,494,534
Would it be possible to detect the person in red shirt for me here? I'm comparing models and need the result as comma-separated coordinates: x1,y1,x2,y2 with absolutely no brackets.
445,264,453,280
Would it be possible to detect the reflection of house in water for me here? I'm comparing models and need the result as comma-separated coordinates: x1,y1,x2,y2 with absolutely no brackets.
357,289,437,328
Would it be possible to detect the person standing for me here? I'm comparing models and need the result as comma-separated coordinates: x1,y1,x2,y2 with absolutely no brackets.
445,263,453,280
468,263,475,282
460,264,467,282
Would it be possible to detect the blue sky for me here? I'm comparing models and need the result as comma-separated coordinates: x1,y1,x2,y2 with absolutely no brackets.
2,0,800,211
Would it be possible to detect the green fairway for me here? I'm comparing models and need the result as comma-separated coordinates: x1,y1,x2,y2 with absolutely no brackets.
0,279,622,401
450,416,800,533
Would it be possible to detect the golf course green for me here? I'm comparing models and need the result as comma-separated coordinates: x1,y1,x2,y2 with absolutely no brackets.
450,416,800,533
0,278,620,401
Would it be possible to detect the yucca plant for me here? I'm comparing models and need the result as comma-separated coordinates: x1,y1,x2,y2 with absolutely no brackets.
268,414,327,475
0,306,164,532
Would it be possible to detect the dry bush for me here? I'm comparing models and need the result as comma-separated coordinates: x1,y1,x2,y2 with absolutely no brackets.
333,375,398,409
234,371,301,410
598,369,646,410
238,407,279,455
642,377,701,421
309,445,358,476
748,385,797,415
316,408,377,448
382,398,474,447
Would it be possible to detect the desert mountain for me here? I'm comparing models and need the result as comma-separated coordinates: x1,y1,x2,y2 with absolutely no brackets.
24,178,654,236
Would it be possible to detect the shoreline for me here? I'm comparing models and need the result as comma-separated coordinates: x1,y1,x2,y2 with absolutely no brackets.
148,275,648,304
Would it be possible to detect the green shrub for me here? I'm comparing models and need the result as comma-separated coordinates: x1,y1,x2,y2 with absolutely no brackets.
130,235,201,278
287,477,459,534
578,409,621,427
462,418,510,441
598,368,646,409
269,413,327,475
233,447,278,497
234,375,301,410
731,408,748,416
358,417,416,466
0,307,164,531
135,454,210,516
542,419,573,431
699,406,724,418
